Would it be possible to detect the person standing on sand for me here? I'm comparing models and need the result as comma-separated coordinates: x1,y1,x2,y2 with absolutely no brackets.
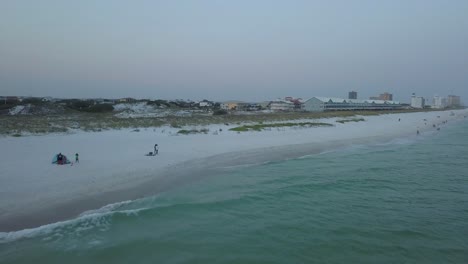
154,144,159,155
75,153,79,163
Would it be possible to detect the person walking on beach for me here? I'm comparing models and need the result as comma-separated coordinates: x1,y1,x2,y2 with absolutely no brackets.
154,144,159,155
75,153,79,163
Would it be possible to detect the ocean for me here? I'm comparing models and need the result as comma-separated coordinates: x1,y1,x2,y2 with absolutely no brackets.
1,120,467,264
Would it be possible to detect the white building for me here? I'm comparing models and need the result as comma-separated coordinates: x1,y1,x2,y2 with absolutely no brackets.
302,97,402,112
447,95,461,108
220,102,232,110
411,95,425,109
269,100,294,111
220,101,245,111
432,96,447,109
199,101,213,107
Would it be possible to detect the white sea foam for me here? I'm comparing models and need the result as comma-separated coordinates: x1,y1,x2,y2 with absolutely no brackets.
215,162,265,170
78,199,136,217
0,204,151,244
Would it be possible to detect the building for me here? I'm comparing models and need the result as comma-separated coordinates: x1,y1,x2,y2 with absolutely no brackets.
369,92,393,101
198,100,213,108
1,96,21,104
258,101,271,110
379,93,393,101
236,102,252,111
243,103,262,111
447,95,461,108
220,101,256,111
118,97,136,103
269,100,294,111
284,97,304,109
410,95,425,109
432,96,447,109
220,101,242,110
303,97,402,112
348,91,357,99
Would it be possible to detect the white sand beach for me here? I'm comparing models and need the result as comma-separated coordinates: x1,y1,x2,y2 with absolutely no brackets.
1,109,467,231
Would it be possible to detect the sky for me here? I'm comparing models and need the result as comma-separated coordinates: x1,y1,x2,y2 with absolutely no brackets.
0,0,467,103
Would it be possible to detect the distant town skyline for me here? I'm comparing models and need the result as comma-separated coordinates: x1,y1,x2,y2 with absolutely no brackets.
1,1,467,104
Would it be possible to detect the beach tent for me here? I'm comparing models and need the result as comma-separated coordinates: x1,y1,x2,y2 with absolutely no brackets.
51,154,71,165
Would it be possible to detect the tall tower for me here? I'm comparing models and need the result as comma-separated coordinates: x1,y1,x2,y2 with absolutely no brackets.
348,91,357,99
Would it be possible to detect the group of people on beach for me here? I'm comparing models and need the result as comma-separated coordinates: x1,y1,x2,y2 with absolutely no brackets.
145,144,160,156
56,152,79,165
56,143,159,165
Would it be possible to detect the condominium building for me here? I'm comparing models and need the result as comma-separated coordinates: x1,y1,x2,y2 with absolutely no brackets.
447,95,461,108
369,92,393,101
379,92,393,101
411,95,425,108
432,96,447,109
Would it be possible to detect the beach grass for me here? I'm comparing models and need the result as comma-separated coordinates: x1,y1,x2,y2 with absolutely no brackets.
177,128,210,135
336,118,366,124
0,108,448,136
229,122,333,132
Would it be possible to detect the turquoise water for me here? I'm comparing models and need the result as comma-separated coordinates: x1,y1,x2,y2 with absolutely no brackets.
1,121,468,263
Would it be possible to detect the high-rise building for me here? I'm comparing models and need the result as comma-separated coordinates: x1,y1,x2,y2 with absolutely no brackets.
369,92,393,101
411,94,425,108
379,92,393,101
447,95,461,108
432,96,447,109
348,91,357,99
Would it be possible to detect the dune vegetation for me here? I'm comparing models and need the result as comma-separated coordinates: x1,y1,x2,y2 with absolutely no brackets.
229,122,333,132
0,106,447,136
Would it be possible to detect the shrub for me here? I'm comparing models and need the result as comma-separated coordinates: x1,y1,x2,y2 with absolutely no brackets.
177,128,209,135
336,118,365,124
22,97,45,105
0,104,16,110
229,122,333,132
213,109,228,115
84,104,114,113
67,100,94,110
147,100,171,107
67,101,114,113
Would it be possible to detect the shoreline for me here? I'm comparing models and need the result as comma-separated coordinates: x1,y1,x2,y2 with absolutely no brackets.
0,136,422,232
1,109,467,232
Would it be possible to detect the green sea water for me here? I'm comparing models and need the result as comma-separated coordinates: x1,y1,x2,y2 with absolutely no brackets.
1,121,468,263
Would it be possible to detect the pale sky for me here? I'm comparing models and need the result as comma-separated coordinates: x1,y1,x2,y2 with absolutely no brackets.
1,0,467,103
